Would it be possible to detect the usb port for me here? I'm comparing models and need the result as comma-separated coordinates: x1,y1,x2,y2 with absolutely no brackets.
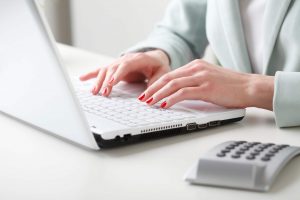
198,123,208,129
187,123,197,131
209,121,221,127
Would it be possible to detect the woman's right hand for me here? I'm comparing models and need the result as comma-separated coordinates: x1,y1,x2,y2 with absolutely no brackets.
79,49,171,97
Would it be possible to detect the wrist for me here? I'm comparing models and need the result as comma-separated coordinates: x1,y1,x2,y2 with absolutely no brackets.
246,74,274,110
145,49,170,68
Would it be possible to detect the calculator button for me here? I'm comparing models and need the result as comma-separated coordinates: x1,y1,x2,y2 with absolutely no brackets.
260,144,269,148
231,154,240,159
235,150,245,155
279,145,289,149
269,150,278,154
254,149,263,153
246,155,255,160
273,146,282,151
266,143,275,146
217,153,226,157
240,147,250,151
257,146,267,150
265,153,275,157
221,149,231,153
249,142,260,146
226,146,235,150
250,152,260,156
261,157,271,161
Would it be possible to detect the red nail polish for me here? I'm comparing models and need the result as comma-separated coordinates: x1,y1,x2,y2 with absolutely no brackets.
102,88,108,95
109,77,114,84
146,97,154,104
138,93,145,101
161,101,167,108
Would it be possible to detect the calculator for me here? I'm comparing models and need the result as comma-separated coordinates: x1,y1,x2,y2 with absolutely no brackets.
184,141,300,192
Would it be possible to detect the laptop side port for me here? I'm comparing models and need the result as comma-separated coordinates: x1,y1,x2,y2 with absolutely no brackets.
209,121,221,127
123,134,132,141
186,123,197,131
198,123,208,129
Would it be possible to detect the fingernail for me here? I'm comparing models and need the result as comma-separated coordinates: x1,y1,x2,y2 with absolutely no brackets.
146,97,154,104
102,88,108,96
160,101,167,108
109,77,114,84
138,93,145,101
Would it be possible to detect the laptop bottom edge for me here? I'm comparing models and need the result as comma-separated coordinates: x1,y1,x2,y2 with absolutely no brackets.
93,117,245,148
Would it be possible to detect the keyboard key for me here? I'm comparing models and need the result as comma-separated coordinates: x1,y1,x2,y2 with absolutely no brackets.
75,87,197,128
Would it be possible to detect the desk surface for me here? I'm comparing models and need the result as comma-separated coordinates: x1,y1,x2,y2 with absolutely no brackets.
1,44,299,200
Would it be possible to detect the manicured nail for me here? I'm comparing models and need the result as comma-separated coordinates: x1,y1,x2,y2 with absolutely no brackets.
109,77,114,84
146,97,154,104
102,88,108,96
160,101,167,109
138,93,145,101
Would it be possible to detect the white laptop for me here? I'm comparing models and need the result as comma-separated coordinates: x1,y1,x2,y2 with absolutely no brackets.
0,0,245,150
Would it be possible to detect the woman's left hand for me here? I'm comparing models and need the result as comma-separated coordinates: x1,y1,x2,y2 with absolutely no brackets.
138,59,274,110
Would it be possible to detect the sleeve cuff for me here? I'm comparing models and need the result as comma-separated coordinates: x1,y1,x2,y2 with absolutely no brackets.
122,28,195,70
273,71,300,127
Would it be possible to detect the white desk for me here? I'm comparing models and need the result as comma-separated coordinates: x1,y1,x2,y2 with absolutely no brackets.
1,44,300,200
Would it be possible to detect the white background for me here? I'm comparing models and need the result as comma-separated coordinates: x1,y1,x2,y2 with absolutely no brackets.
41,0,170,57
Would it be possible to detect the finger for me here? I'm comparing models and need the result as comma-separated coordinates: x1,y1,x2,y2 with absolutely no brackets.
100,64,119,96
160,87,204,109
109,62,140,86
147,70,166,87
146,76,200,105
141,66,195,102
92,68,107,95
80,69,100,81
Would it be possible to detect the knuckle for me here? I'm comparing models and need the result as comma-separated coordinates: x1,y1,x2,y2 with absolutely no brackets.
102,66,109,71
188,65,200,73
120,61,131,69
161,74,172,83
122,52,134,58
191,59,204,65
93,68,101,73
191,59,200,64
201,82,213,91
133,52,145,59
110,65,118,71
168,80,179,88
177,88,188,96
189,63,209,74
199,70,210,78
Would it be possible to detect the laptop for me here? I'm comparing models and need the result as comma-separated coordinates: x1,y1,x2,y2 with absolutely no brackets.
0,0,245,150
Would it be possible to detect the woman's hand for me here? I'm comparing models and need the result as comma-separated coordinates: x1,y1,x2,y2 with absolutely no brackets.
139,59,274,110
80,50,171,96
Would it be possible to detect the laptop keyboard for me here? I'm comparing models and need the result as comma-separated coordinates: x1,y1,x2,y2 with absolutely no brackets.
75,87,197,128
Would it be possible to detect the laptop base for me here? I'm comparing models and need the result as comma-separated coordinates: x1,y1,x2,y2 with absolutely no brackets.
94,117,244,148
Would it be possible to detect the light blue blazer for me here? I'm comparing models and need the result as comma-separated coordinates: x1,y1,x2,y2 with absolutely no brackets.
127,0,300,128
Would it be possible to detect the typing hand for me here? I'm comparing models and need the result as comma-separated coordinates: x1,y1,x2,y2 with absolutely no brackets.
80,50,171,97
138,59,274,110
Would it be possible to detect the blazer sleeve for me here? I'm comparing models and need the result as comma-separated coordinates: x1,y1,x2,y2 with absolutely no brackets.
124,0,208,69
273,71,300,127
